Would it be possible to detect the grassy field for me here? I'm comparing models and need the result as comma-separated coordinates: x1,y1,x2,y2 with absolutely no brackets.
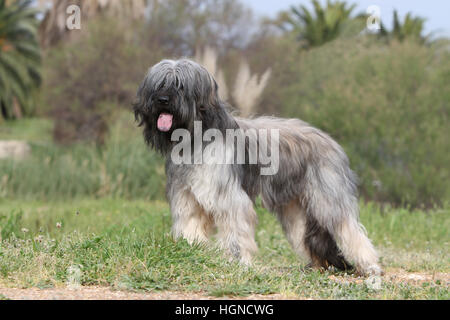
0,118,448,299
0,198,448,299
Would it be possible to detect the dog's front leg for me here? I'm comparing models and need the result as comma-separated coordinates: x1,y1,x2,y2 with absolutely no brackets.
215,205,258,265
169,189,214,244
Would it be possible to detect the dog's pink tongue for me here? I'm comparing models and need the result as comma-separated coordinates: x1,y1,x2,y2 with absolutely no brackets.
157,113,173,132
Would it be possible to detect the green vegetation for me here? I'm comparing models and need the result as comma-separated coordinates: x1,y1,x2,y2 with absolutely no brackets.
279,37,450,208
0,117,52,142
272,0,360,48
42,18,152,144
380,10,427,43
0,114,165,200
0,0,41,120
0,0,448,299
0,199,448,299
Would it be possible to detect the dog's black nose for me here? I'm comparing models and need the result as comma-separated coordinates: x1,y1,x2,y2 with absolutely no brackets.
158,96,169,104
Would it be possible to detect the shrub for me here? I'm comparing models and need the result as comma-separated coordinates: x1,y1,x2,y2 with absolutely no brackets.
278,37,449,207
41,17,158,144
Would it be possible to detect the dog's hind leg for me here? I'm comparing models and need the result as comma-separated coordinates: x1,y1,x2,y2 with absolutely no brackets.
332,217,382,276
277,200,352,271
303,175,382,275
303,193,381,275
170,189,215,244
277,200,310,264
303,213,354,272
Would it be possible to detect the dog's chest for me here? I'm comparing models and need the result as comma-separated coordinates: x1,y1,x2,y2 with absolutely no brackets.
185,163,249,215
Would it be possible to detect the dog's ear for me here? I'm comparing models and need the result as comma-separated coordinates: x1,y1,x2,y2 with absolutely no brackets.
206,77,223,107
195,76,221,116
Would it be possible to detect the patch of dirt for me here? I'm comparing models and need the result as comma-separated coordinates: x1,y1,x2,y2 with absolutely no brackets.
0,286,294,300
328,269,449,285
384,269,449,284
1,270,447,300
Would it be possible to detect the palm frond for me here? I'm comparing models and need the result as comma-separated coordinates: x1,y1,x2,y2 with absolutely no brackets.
272,0,357,49
0,0,41,119
379,10,426,43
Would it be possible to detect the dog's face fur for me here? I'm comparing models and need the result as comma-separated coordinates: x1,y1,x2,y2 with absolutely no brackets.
133,59,235,154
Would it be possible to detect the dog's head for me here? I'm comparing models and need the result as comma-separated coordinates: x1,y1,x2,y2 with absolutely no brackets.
134,59,226,154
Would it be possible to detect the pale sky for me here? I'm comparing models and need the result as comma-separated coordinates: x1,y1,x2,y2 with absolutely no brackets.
244,0,450,38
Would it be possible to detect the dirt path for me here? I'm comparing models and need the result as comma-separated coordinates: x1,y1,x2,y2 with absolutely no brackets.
0,270,447,300
329,269,449,284
0,286,291,300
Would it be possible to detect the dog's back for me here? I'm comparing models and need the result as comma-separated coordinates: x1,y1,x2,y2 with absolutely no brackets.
236,116,356,211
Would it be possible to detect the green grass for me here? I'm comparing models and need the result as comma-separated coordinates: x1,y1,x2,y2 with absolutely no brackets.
0,118,53,143
0,115,166,200
0,198,448,299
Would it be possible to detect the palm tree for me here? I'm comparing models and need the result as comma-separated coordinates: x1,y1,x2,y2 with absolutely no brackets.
272,0,356,48
379,10,427,43
0,0,41,119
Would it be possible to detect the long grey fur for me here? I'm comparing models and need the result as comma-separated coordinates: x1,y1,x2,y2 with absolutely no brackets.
134,59,382,276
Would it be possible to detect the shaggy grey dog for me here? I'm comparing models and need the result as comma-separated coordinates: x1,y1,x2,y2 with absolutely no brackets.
134,58,382,276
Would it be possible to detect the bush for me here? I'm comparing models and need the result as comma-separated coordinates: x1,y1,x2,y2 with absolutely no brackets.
41,17,159,144
277,37,450,207
40,0,255,145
